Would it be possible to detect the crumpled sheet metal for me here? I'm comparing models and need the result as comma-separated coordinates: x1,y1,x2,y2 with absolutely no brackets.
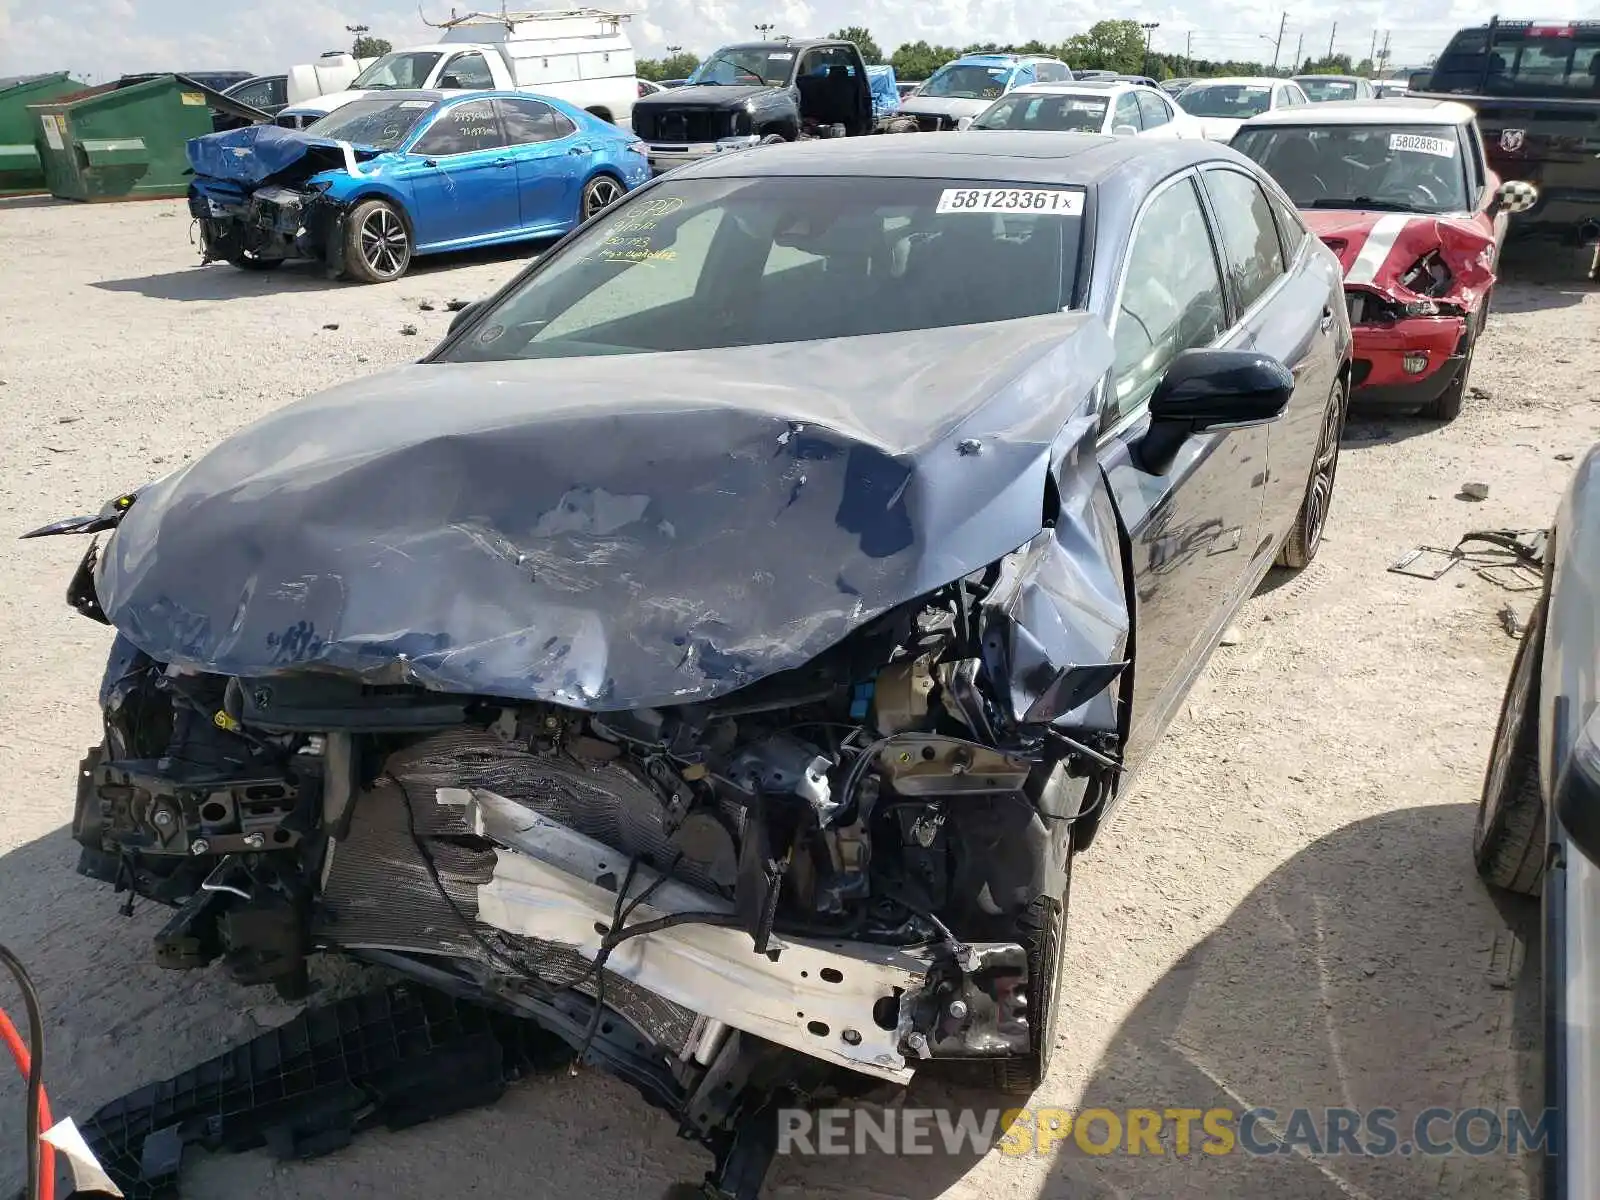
1325,212,1497,312
186,123,370,186
95,314,1123,711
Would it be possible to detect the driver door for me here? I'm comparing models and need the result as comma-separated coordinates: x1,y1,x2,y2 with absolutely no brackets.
398,99,521,249
1097,172,1272,775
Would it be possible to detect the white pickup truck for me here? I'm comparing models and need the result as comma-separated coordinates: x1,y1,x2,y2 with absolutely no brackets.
276,8,638,128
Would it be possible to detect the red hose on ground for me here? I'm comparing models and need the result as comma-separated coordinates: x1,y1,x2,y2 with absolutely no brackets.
0,1006,54,1200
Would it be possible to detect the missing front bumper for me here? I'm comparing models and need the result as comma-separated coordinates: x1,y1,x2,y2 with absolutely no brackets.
455,786,1027,1083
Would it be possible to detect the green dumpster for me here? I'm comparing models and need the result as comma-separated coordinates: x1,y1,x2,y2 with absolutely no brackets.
0,73,87,195
29,73,269,202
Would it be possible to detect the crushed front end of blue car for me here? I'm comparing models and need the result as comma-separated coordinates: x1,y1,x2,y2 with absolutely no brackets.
185,124,381,272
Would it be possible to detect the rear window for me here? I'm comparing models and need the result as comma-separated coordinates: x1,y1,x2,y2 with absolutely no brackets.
1297,77,1359,102
973,93,1108,131
1180,84,1273,118
922,64,1011,100
437,175,1084,362
1430,23,1600,97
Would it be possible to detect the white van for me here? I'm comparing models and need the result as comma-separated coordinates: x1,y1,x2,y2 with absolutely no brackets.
276,8,638,128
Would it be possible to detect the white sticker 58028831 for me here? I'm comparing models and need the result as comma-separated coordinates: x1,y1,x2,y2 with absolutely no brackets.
936,187,1085,215
1389,133,1455,157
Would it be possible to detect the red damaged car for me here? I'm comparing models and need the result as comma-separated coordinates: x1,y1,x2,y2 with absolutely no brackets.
1232,99,1538,420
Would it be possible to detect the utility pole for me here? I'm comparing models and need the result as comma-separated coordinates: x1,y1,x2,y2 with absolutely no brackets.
1271,11,1288,71
1327,22,1337,58
753,22,774,38
666,44,682,54
1140,22,1159,74
346,23,369,54
1185,30,1193,74
1293,32,1304,72
1369,29,1379,70
1380,30,1391,75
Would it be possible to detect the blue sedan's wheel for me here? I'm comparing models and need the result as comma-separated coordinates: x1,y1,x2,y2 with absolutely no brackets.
580,175,625,222
344,199,412,284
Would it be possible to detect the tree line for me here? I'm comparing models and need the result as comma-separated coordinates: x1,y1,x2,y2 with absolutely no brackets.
638,20,1381,82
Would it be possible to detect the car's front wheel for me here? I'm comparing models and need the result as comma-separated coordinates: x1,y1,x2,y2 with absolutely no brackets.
579,175,625,222
1277,374,1347,569
992,860,1070,1096
1474,592,1548,895
1421,321,1478,421
343,198,412,284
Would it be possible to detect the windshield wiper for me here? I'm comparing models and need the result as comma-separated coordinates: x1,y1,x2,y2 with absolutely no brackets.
1309,197,1422,212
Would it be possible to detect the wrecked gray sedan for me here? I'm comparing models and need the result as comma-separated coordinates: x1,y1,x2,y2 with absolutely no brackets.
29,134,1349,1197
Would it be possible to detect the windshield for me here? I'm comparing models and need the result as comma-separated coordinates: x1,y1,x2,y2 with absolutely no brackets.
973,93,1108,132
1233,124,1470,214
1430,25,1600,97
351,51,443,91
1297,77,1358,101
305,98,437,150
921,63,1012,100
688,47,794,86
1180,84,1272,118
436,176,1083,363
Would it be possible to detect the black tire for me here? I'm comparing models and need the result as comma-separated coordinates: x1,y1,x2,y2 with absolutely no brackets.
1276,374,1347,569
226,253,282,271
1421,324,1476,421
342,198,412,284
991,862,1070,1096
579,174,625,223
1473,593,1548,896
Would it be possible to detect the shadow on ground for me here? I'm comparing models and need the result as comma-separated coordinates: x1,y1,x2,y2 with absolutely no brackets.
1,807,1543,1200
89,241,551,302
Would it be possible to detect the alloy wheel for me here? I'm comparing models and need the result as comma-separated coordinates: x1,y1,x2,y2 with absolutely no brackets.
583,177,624,220
359,208,408,278
1303,383,1346,555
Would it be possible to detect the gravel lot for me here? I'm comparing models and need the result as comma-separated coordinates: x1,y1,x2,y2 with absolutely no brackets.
1,196,1597,1200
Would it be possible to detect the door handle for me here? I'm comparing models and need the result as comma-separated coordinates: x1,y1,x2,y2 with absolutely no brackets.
493,157,512,169
1319,306,1335,332
568,144,591,155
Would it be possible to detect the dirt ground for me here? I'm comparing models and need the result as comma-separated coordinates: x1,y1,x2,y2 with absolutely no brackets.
1,196,1596,1200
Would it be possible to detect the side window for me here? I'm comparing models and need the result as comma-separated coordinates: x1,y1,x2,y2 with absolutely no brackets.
1273,86,1290,108
439,52,494,89
1110,176,1228,419
1465,123,1488,198
1265,188,1308,262
498,97,577,144
1136,91,1171,128
232,79,277,108
1203,167,1287,312
1035,61,1069,83
1113,92,1143,130
413,99,505,156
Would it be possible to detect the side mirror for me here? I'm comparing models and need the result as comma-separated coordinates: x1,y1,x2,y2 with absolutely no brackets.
447,300,482,334
1137,348,1294,474
955,115,974,130
1408,70,1431,92
1557,710,1600,868
1491,179,1539,216
1112,123,1139,137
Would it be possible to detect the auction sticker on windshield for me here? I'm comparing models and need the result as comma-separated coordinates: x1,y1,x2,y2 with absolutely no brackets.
937,188,1085,215
1389,133,1455,157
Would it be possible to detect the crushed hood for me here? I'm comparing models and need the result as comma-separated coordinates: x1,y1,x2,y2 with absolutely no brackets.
94,315,1114,711
187,123,381,184
1303,209,1496,309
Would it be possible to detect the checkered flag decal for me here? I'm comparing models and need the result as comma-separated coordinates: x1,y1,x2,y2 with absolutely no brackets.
1499,180,1539,214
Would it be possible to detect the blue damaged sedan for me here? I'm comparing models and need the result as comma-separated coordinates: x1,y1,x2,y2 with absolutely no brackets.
185,90,650,282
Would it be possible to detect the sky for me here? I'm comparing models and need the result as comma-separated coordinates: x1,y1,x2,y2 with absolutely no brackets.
0,0,1592,84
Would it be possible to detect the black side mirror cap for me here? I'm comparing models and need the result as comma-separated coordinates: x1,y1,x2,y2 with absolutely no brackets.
1557,708,1600,868
447,300,482,335
1136,348,1294,475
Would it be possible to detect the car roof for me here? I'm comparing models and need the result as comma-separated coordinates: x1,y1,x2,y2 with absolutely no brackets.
715,39,847,52
1239,98,1475,126
1293,74,1363,83
1183,76,1283,88
1011,81,1135,97
668,130,1235,187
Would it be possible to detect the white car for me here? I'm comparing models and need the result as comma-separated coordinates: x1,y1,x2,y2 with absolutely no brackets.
963,81,1204,139
1175,76,1311,140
